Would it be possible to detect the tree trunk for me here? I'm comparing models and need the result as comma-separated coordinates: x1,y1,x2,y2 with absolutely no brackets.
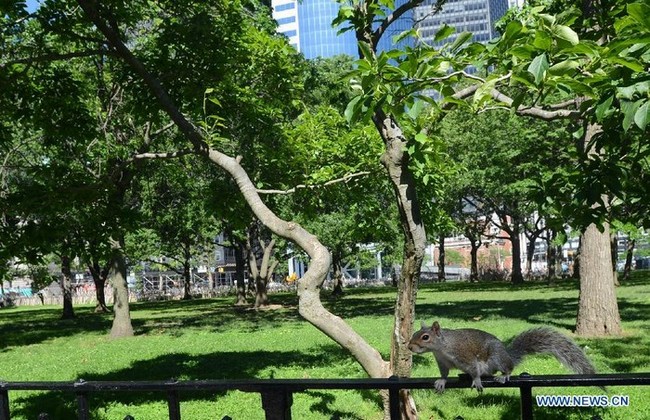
374,110,425,419
610,231,619,287
575,122,622,337
546,231,557,279
525,234,536,275
88,258,109,313
332,253,344,297
576,222,622,336
60,254,75,320
234,241,247,305
437,235,445,282
470,240,479,282
108,237,134,338
623,239,635,281
510,223,524,284
182,241,192,300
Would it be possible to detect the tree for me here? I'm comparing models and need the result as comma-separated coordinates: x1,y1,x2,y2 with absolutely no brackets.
439,108,572,283
66,0,393,398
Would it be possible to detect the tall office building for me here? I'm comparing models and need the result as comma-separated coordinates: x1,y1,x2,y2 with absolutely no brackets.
414,0,509,47
271,0,415,59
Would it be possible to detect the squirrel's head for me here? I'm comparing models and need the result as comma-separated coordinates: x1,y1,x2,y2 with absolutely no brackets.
408,320,443,353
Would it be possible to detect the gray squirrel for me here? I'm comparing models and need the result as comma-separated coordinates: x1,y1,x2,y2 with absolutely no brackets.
408,321,596,393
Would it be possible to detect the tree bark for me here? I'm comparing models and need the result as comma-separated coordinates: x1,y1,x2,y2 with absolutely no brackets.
60,254,75,320
575,122,622,336
576,222,622,336
623,239,634,281
374,110,425,419
108,237,134,338
233,240,248,305
182,241,192,300
332,253,344,297
437,235,445,282
610,231,619,287
88,258,110,313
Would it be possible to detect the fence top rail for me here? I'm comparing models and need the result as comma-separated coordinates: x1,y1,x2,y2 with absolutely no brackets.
1,373,648,393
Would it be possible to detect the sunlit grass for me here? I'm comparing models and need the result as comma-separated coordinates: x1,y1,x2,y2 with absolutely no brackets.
0,272,648,419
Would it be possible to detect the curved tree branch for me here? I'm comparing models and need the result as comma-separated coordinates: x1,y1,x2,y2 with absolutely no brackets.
76,0,389,378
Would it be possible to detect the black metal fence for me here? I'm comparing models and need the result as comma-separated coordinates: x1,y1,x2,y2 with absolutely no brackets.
1,373,649,420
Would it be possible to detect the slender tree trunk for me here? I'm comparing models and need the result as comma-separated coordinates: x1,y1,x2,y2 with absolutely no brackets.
60,254,75,320
182,241,192,300
88,259,109,312
525,234,535,275
470,240,479,282
623,239,635,281
374,110,425,419
437,235,445,282
332,253,344,297
234,241,247,305
108,237,134,338
510,223,524,284
546,232,557,279
610,231,620,287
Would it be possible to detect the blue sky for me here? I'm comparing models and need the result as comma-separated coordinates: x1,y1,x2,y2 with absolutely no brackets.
26,0,40,12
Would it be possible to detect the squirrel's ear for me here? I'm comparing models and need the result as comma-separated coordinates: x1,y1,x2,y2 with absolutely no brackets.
420,321,427,330
432,321,441,336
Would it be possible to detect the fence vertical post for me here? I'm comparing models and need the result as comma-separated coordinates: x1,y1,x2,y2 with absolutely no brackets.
388,376,400,420
76,392,90,420
0,388,10,420
167,390,181,420
519,385,533,420
260,387,292,420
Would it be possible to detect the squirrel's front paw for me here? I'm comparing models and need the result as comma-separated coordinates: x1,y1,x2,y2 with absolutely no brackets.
471,377,484,393
494,374,510,384
434,379,447,393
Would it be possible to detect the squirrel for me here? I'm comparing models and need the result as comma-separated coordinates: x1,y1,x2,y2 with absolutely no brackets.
408,320,596,393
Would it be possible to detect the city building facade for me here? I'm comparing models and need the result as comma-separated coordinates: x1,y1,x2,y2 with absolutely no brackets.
271,0,416,59
414,0,509,47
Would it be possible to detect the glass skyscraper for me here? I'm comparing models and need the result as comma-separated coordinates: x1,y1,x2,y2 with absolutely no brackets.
414,0,509,47
271,0,415,59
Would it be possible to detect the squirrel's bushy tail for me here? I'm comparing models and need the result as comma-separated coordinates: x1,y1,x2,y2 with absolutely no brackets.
507,327,596,374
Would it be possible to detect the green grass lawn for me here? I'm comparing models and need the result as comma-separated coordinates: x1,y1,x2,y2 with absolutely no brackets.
1,272,649,419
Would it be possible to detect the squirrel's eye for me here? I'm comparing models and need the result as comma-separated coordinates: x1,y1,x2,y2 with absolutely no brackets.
421,334,429,341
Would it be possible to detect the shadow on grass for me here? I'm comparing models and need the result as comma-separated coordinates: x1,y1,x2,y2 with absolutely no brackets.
10,344,381,419
0,296,304,351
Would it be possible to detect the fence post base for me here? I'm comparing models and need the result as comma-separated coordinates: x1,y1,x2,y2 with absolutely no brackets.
0,389,9,420
261,389,292,420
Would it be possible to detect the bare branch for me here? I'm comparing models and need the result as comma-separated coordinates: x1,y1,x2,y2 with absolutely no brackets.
372,0,426,47
131,149,194,160
257,171,371,195
490,89,582,120
1,50,115,67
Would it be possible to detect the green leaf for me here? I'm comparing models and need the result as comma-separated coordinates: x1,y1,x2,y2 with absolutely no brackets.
634,101,650,131
527,53,549,84
344,95,362,123
547,60,579,75
621,100,642,132
627,3,650,31
449,32,472,53
608,57,645,72
434,25,455,42
358,41,373,59
595,95,614,121
552,25,579,45
407,100,424,121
